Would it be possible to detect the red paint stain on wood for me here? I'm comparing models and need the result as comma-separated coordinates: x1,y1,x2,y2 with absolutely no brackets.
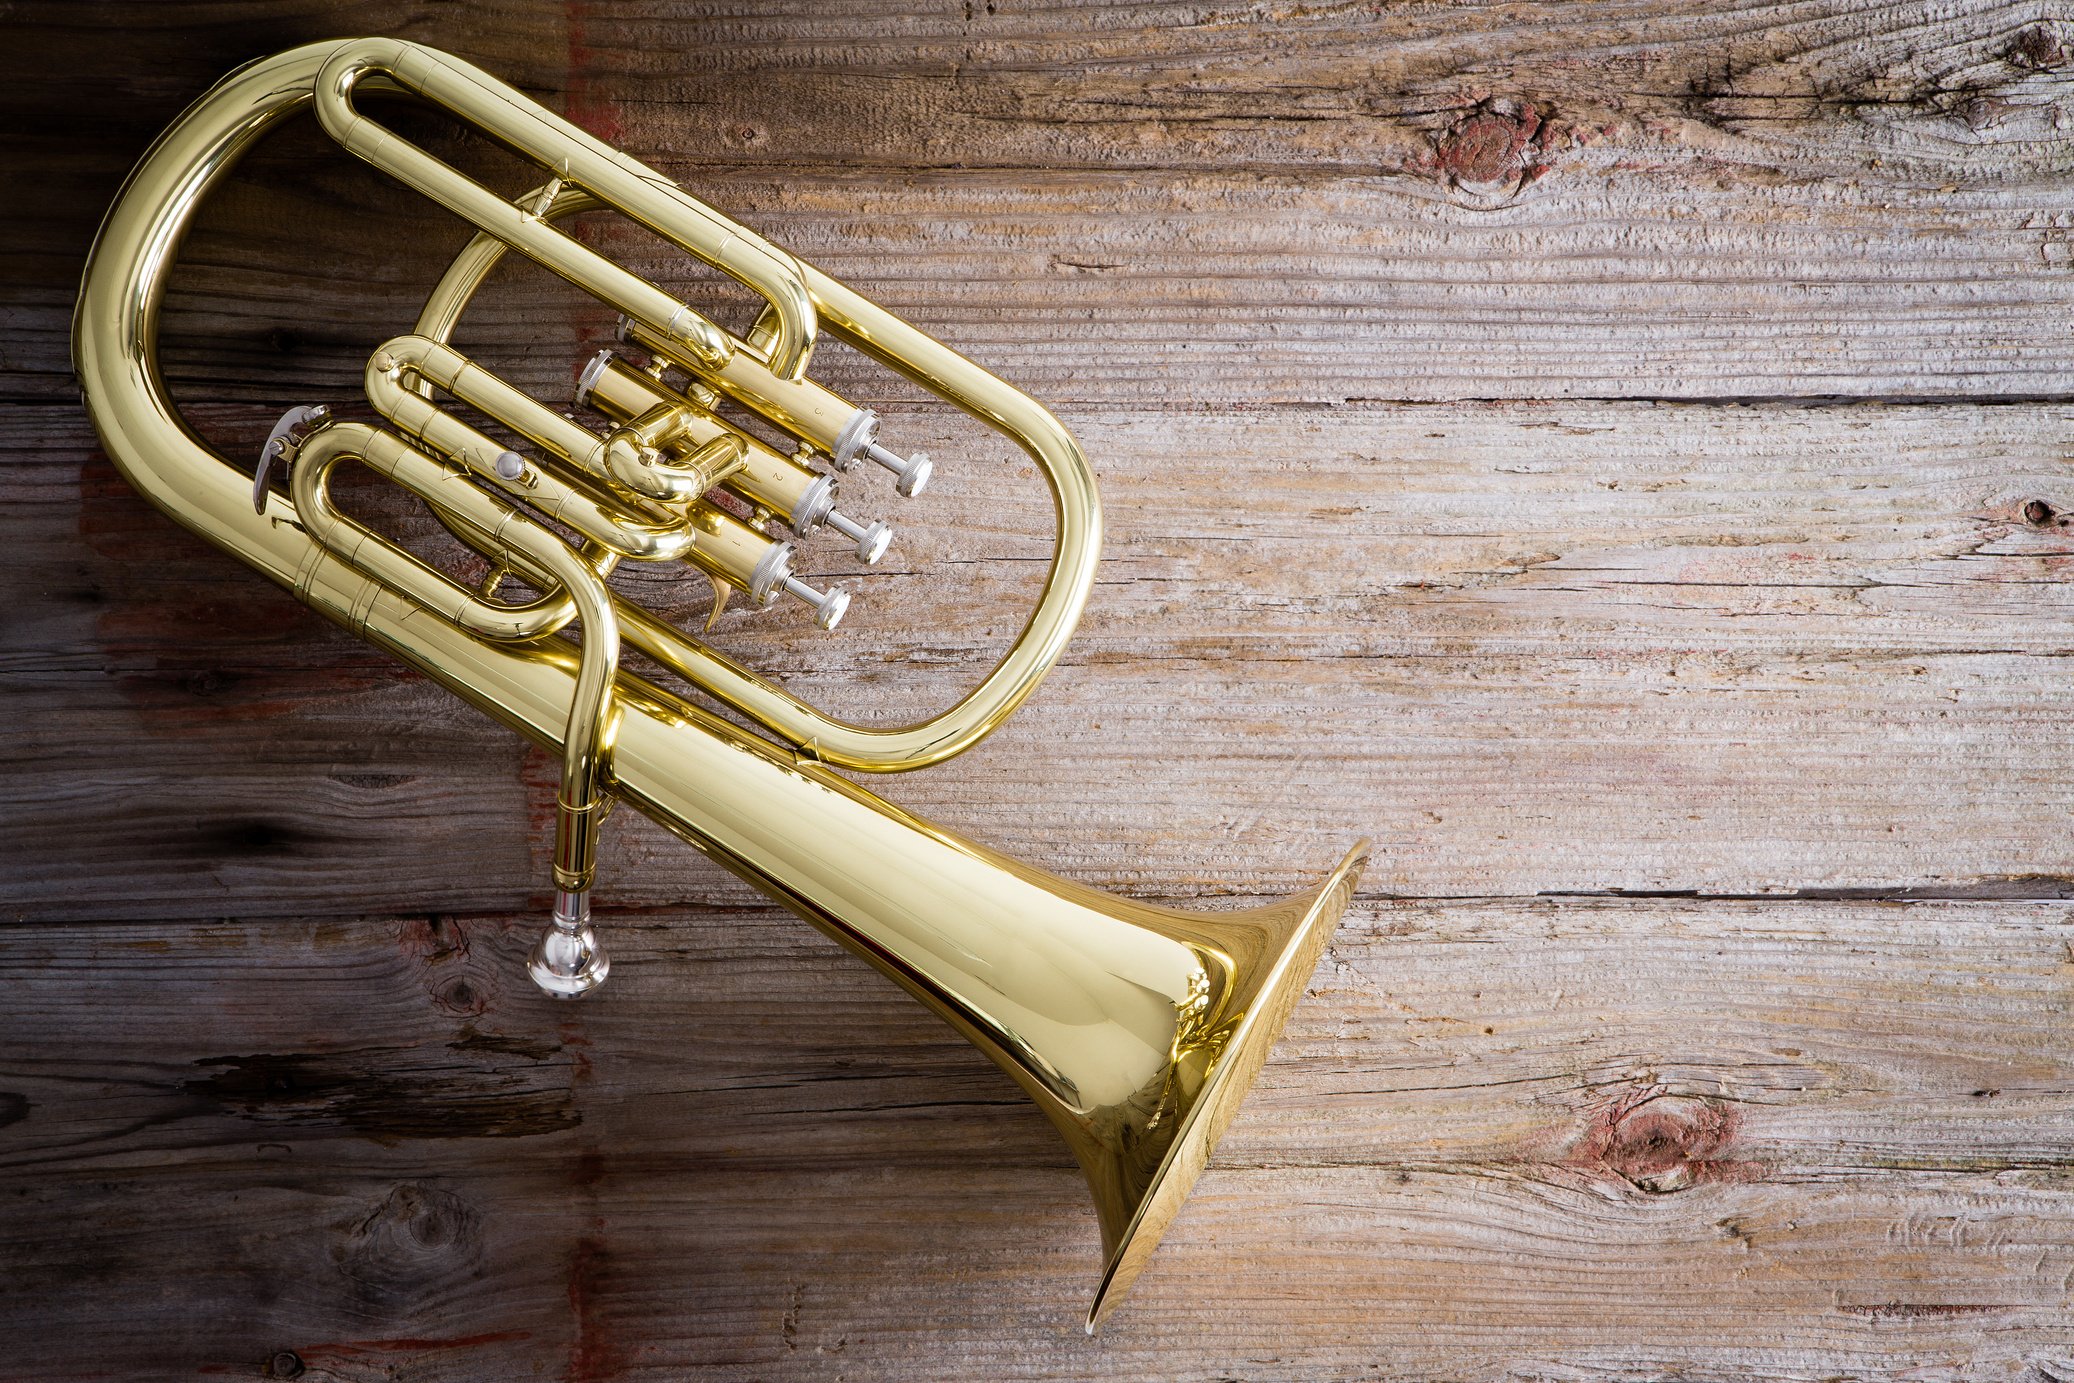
1427,99,1558,196
1838,1301,2016,1320
519,741,581,899
521,743,564,842
554,997,616,1380
563,0,623,146
566,1235,628,1383
559,1017,595,1084
573,1148,607,1188
77,444,402,736
399,915,472,965
560,0,628,358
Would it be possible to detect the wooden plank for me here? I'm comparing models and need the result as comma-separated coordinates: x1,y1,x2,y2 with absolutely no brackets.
34,152,2074,410
4,895,2073,1378
12,6,2074,1376
515,0,2074,182
14,398,2074,919
14,1,2074,406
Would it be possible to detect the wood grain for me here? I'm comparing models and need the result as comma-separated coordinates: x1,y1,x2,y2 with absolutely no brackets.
5,897,2074,1380
14,1,2074,405
9,2,2074,1379
14,398,2074,918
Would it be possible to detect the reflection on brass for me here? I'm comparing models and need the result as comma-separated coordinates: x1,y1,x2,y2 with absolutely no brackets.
74,39,1367,1328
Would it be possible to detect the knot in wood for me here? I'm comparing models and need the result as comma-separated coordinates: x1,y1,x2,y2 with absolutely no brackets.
400,916,500,1017
1576,1092,1751,1194
2010,24,2069,71
335,1182,484,1298
1433,99,1551,204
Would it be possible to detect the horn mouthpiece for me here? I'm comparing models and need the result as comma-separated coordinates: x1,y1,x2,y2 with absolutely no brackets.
527,890,609,999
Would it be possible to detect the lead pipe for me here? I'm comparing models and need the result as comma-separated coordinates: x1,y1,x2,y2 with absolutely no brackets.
290,422,618,892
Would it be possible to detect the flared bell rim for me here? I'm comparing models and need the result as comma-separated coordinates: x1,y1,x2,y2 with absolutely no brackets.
1084,837,1370,1333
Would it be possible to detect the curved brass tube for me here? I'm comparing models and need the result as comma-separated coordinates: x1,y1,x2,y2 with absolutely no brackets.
288,426,569,642
364,334,699,562
376,329,743,508
312,37,817,378
418,185,1104,773
289,420,619,897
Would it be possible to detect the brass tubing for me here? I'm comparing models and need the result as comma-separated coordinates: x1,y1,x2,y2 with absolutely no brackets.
289,426,572,642
367,333,788,604
290,421,618,889
312,38,816,379
603,407,747,503
73,39,1365,1327
377,331,735,507
421,190,1102,773
620,313,863,458
365,335,697,562
380,333,605,466
621,265,1104,771
685,503,793,601
584,355,827,529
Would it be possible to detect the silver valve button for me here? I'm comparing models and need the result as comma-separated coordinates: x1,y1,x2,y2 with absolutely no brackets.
830,409,876,470
864,442,931,497
824,507,892,564
783,575,850,630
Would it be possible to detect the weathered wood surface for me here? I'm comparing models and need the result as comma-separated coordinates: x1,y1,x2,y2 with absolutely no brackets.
19,398,2074,918
15,0,2074,407
7,898,2074,1381
9,2,2074,1380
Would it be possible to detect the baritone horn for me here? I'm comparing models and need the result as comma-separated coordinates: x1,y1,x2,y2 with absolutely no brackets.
73,38,1368,1329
